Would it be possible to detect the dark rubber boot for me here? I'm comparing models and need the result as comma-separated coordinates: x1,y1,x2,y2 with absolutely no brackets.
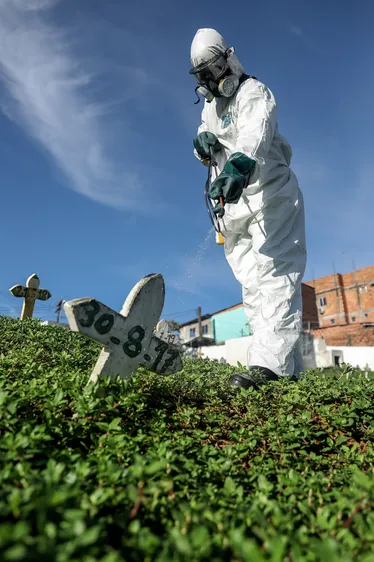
229,366,279,390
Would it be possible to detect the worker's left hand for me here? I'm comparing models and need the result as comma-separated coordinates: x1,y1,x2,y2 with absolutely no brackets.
208,152,256,207
209,173,243,206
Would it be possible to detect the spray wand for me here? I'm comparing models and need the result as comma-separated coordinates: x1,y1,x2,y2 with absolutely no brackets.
204,147,225,245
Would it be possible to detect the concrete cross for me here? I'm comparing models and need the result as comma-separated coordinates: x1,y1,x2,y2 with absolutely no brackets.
9,273,52,320
63,273,183,385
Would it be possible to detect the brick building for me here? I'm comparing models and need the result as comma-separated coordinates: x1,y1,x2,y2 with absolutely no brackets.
305,265,374,346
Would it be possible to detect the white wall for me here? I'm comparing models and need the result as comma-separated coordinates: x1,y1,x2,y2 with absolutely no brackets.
199,344,227,362
326,346,374,370
313,338,331,369
199,336,250,367
41,320,69,329
199,333,374,372
201,333,319,370
226,336,251,366
301,332,317,369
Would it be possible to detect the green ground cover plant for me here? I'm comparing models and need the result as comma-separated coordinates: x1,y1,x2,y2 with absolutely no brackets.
1,316,374,562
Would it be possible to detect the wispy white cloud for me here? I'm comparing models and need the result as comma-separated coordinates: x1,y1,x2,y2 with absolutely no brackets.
290,26,303,38
290,25,323,55
113,227,238,299
0,0,156,211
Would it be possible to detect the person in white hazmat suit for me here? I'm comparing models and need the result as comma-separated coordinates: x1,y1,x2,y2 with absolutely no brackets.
190,28,307,390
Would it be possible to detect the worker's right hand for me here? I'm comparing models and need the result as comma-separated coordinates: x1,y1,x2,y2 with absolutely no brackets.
193,132,222,161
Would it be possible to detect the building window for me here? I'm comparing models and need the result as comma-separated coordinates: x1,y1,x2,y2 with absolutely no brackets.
319,297,327,307
365,313,369,318
202,324,208,335
351,316,356,322
189,327,196,338
331,319,335,324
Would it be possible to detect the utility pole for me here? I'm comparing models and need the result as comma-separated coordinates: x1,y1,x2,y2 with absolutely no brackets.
56,299,64,323
352,259,363,322
197,306,202,339
333,260,342,325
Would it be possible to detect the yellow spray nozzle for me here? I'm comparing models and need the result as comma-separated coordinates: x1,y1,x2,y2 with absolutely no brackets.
216,231,225,245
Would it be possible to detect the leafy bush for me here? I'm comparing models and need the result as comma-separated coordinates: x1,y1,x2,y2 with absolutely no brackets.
1,316,374,561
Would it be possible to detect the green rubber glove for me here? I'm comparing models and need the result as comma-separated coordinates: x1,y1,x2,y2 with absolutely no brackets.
208,152,256,206
193,132,222,160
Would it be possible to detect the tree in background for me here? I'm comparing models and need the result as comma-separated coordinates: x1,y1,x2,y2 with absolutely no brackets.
166,320,180,334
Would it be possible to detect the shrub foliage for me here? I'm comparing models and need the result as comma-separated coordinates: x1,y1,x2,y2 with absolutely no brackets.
1,316,374,561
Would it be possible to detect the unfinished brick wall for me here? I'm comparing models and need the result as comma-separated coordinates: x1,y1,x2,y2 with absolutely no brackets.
312,324,374,347
301,283,319,328
306,266,374,329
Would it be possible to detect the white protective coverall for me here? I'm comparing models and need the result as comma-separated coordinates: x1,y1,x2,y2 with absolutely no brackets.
192,29,307,378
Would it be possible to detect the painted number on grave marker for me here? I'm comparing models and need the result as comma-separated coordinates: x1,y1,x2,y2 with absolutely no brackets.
79,300,101,327
123,326,145,358
152,341,168,371
78,301,114,335
153,342,179,373
94,313,114,335
161,348,180,373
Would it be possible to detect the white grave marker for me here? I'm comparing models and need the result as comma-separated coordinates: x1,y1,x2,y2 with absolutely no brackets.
155,319,180,347
9,273,52,320
63,274,183,385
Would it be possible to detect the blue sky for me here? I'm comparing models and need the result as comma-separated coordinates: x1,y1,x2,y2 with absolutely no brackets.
0,0,373,325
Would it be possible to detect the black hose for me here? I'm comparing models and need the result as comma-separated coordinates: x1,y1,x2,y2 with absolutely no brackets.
204,159,221,233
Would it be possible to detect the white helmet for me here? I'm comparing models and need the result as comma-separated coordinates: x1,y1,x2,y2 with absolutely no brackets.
190,28,245,103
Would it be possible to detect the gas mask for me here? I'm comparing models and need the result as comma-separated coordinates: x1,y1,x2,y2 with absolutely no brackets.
190,47,240,104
